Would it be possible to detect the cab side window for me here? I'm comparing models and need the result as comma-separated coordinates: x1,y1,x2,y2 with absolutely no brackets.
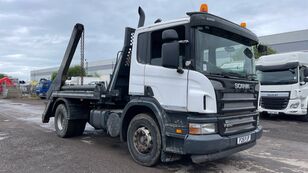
137,32,149,64
150,25,185,66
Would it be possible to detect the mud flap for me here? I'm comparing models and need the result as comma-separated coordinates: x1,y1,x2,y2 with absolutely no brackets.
42,100,53,123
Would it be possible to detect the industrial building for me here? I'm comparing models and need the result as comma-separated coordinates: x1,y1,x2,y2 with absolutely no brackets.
259,29,308,53
30,29,308,81
30,58,116,81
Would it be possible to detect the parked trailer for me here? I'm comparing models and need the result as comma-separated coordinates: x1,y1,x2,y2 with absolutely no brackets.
42,4,265,166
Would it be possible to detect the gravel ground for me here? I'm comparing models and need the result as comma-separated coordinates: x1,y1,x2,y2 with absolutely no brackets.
0,98,308,173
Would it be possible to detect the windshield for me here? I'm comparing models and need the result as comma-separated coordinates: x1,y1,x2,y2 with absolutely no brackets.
195,26,256,79
257,68,298,85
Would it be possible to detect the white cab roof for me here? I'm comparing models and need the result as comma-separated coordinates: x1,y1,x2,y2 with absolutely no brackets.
256,51,308,66
136,18,190,33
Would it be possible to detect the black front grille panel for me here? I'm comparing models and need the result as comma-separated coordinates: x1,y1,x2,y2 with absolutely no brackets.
217,92,258,136
221,93,257,114
209,78,259,136
218,113,258,136
261,97,289,110
217,92,258,115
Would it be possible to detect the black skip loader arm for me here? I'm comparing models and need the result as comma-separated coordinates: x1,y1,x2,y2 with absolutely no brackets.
42,7,145,123
42,24,84,123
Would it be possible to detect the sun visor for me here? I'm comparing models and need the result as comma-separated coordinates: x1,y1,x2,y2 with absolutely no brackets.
256,62,299,72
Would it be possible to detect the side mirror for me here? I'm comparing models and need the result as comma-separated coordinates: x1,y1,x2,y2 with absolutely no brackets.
161,29,180,69
257,44,268,53
304,78,308,82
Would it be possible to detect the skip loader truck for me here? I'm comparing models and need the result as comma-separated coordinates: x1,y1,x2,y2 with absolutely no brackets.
42,4,265,166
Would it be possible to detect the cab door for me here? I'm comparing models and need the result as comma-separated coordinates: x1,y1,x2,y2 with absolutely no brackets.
144,26,188,111
145,65,188,111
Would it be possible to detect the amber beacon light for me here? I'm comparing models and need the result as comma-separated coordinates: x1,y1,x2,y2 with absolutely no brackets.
200,4,208,12
240,22,247,28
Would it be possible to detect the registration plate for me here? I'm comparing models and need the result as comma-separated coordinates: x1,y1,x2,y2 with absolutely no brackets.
237,134,251,145
267,111,279,115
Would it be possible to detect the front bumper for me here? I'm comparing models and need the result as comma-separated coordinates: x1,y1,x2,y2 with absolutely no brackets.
184,126,262,163
259,99,306,115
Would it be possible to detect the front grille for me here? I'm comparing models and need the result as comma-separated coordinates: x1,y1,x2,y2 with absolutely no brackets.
219,93,257,114
218,113,258,136
217,92,258,136
210,78,259,136
261,97,289,110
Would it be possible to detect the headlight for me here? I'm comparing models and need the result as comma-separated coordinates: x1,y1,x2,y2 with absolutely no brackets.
290,102,300,109
189,123,216,135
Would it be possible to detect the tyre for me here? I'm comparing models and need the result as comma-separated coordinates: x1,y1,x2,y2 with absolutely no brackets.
127,113,161,166
260,112,277,120
54,104,86,138
260,112,270,119
302,109,308,122
301,115,308,122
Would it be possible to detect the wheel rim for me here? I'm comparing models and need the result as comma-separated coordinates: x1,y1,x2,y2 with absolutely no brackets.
133,127,153,154
57,112,64,131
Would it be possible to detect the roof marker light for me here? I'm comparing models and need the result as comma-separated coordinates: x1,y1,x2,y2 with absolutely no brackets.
200,4,208,13
240,22,247,28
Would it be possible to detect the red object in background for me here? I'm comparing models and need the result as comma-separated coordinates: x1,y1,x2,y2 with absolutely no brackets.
0,77,14,93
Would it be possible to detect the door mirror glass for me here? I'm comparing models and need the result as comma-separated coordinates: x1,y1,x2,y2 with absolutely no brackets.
244,48,253,59
161,29,179,69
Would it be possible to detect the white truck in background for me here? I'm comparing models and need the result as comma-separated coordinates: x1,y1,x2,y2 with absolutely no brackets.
256,52,308,121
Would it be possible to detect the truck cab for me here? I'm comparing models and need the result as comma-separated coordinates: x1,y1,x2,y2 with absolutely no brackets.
42,4,263,166
257,52,308,121
36,79,51,99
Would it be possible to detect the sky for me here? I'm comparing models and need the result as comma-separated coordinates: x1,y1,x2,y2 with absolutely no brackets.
0,0,308,81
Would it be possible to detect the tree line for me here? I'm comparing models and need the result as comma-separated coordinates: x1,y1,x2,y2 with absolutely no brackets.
51,65,98,81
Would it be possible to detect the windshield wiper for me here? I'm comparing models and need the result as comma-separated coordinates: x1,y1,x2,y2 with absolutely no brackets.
246,74,257,80
221,71,244,78
206,70,247,79
207,71,244,79
206,72,231,78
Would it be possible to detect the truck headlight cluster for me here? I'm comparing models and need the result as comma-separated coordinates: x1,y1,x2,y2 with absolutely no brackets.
189,123,216,135
290,102,300,109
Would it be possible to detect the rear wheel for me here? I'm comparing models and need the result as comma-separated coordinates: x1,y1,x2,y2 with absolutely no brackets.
127,113,161,166
54,104,86,138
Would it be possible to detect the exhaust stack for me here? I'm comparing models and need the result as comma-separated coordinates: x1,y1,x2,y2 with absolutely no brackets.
138,7,145,28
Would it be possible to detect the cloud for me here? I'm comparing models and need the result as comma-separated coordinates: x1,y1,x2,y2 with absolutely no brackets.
0,0,308,81
3,54,25,58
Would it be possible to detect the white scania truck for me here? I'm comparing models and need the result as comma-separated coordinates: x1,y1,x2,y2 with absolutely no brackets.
42,4,264,166
257,52,308,121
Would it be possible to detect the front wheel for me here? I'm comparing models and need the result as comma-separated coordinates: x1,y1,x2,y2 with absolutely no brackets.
302,109,308,122
127,113,161,166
